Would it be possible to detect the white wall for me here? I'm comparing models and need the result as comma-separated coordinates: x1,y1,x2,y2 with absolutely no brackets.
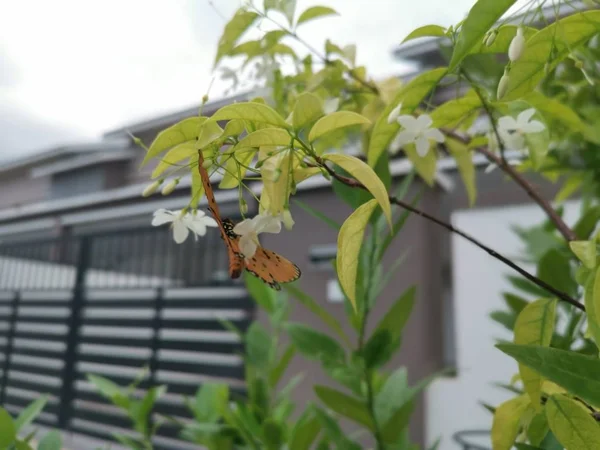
426,201,580,449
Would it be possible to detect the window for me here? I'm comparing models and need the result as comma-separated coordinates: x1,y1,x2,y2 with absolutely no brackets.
50,166,106,200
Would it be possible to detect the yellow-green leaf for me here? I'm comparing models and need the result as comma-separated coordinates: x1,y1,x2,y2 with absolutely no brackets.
308,111,371,142
214,10,259,66
403,143,438,186
446,138,476,206
196,120,224,148
211,102,289,128
514,299,557,410
546,394,600,450
337,199,378,311
219,148,257,189
402,25,447,44
586,267,600,346
292,92,324,130
521,92,585,133
503,10,600,101
235,128,291,149
368,67,447,167
491,395,530,450
223,119,246,137
151,142,197,179
323,154,392,229
190,151,205,207
142,117,206,166
430,91,481,129
570,241,597,269
448,0,517,71
296,6,338,26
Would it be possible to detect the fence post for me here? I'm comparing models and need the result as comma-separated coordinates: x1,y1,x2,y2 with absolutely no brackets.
57,236,90,429
144,286,165,439
0,291,20,406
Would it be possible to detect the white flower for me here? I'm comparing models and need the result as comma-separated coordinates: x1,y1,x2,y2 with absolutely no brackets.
387,103,403,124
390,114,445,157
152,209,218,244
508,27,525,62
497,108,545,152
232,213,282,259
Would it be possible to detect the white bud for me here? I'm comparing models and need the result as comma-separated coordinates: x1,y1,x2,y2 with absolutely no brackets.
161,179,179,196
142,180,161,197
484,30,497,47
508,27,525,62
497,72,510,99
282,209,295,231
387,103,402,124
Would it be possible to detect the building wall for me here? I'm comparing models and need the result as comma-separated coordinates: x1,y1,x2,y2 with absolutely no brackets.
0,167,51,208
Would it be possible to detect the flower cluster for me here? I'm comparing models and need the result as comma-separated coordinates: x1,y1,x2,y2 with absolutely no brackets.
387,103,445,157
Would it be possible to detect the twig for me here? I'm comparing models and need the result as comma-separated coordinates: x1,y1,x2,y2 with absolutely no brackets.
445,129,577,242
317,159,584,312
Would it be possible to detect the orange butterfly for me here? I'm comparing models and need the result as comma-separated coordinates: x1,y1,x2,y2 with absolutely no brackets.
196,150,301,290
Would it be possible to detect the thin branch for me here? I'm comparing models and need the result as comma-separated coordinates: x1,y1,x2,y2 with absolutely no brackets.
446,129,577,242
317,159,584,312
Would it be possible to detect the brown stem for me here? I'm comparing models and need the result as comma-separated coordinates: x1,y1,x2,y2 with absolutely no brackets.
445,130,577,242
317,159,584,312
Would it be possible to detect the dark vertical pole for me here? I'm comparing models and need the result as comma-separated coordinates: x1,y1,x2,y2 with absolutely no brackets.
0,291,20,405
145,286,165,441
57,236,90,429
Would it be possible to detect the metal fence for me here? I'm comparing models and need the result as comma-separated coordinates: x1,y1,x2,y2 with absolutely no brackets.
0,225,254,449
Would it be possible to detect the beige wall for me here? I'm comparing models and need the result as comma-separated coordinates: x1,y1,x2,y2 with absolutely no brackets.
0,167,51,208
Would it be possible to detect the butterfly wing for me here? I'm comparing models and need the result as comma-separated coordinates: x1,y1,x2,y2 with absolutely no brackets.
197,151,244,279
244,247,301,291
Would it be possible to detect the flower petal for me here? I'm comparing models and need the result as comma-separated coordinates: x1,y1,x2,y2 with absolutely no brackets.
239,235,258,259
393,130,418,148
484,163,498,174
424,127,445,143
254,214,282,234
517,108,536,126
415,135,430,157
151,209,176,226
387,103,402,124
233,219,255,236
414,114,433,131
172,220,189,244
498,116,518,132
397,115,418,130
523,120,545,133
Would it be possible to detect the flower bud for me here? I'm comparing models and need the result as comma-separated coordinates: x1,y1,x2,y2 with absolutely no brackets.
320,167,332,180
142,180,161,197
387,103,402,124
282,209,295,231
240,198,248,215
202,94,209,104
575,59,584,69
202,158,213,169
161,178,179,196
484,30,497,47
508,27,525,62
497,72,510,99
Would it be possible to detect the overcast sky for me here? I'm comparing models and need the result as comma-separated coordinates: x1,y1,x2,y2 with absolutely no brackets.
0,0,512,161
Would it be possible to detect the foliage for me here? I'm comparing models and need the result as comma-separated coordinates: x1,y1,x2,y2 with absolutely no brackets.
0,398,62,450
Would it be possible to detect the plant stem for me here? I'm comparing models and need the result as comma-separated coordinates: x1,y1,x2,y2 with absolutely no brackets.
316,158,585,312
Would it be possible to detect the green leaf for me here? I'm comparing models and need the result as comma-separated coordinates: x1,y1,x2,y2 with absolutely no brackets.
211,102,289,128
142,117,205,166
504,293,528,314
14,396,49,432
336,199,378,311
289,407,322,450
527,410,549,446
296,6,338,26
308,111,370,142
284,284,350,345
546,394,600,450
368,67,447,167
496,344,600,408
190,151,204,207
555,176,582,204
374,286,416,342
468,25,537,56
448,0,517,71
192,383,229,423
134,385,166,431
523,112,550,170
503,10,600,100
574,206,600,240
314,385,374,430
430,91,481,129
269,345,296,388
445,137,476,206
324,155,392,229
570,240,597,269
402,142,438,186
246,322,273,368
537,249,576,297
364,329,395,369
214,10,259,66
235,128,291,149
514,299,557,410
285,323,345,365
522,92,586,133
490,310,516,331
37,430,62,450
87,374,123,400
586,267,600,346
15,441,34,450
293,200,340,231
506,275,549,298
402,25,447,44
244,271,276,313
0,407,16,448
151,141,197,179
515,445,544,450
491,395,530,450
196,119,224,149
292,92,324,130
262,419,284,450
